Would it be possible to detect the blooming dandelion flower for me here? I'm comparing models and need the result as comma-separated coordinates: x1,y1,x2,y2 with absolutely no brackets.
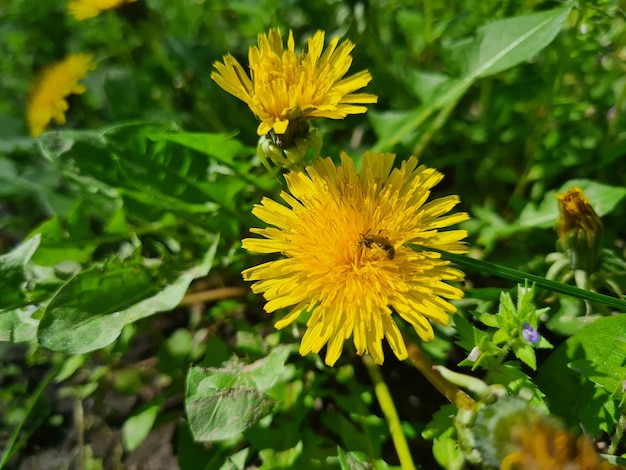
211,28,378,137
67,0,137,20
27,53,95,137
242,152,469,366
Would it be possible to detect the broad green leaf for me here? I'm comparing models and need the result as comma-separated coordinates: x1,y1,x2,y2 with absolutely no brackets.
519,179,626,228
0,306,39,343
0,235,40,310
148,132,275,192
148,132,244,162
37,125,252,232
122,399,164,452
565,315,626,395
185,345,292,442
373,5,571,149
185,377,274,443
449,6,572,78
28,201,100,266
37,237,218,353
537,316,626,431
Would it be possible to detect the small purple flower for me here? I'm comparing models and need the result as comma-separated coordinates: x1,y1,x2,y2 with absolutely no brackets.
522,322,540,344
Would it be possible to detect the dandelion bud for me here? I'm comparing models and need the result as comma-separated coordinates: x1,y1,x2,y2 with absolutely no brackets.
257,126,322,171
556,187,603,273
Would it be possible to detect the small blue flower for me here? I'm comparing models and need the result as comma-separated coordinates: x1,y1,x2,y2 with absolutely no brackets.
522,322,540,344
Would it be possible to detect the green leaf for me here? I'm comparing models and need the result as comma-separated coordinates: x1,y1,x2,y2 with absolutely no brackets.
512,341,537,370
371,79,470,149
37,237,218,353
449,6,573,78
0,235,40,310
122,399,164,451
432,430,464,470
37,125,251,233
565,315,626,395
537,316,626,430
422,404,456,440
185,345,292,442
28,201,102,266
519,179,626,228
147,132,274,192
373,5,571,149
0,306,39,343
337,449,372,470
259,441,303,468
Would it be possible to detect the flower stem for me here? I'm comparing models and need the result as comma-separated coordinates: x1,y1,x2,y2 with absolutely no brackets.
362,355,416,470
608,412,626,455
406,343,476,410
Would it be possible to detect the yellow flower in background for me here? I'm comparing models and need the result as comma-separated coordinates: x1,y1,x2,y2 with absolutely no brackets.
242,152,468,366
67,0,137,20
556,186,603,248
212,28,378,137
501,419,619,470
556,186,603,272
27,53,95,137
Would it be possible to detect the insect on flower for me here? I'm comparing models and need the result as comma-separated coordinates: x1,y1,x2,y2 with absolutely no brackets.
360,230,396,260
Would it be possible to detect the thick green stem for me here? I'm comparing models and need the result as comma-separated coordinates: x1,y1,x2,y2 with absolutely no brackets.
407,343,476,410
362,355,416,470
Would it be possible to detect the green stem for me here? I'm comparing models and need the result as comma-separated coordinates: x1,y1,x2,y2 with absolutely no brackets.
0,363,61,468
608,412,626,455
409,245,626,311
407,343,476,410
362,355,416,470
412,100,457,158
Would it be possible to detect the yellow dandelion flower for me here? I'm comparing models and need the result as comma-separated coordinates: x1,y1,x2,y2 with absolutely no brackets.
556,186,603,272
556,186,603,248
211,28,378,137
67,0,137,20
242,151,469,366
501,419,620,470
27,53,95,137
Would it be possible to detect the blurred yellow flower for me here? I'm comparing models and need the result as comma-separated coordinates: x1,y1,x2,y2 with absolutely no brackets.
556,186,603,272
27,53,95,137
556,186,602,247
501,419,619,470
212,28,378,137
67,0,137,20
242,152,468,366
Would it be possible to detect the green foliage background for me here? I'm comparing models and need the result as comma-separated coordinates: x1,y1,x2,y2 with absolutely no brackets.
2,0,626,468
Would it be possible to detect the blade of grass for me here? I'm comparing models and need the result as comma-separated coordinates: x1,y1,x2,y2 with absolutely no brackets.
409,244,626,311
0,362,62,468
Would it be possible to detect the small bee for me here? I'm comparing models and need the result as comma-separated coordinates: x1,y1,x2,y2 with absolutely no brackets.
360,231,395,260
